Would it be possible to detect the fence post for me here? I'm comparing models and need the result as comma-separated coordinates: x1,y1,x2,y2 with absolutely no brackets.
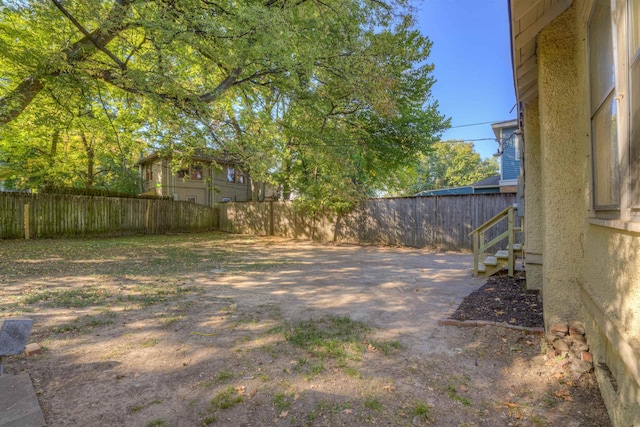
269,201,274,236
145,199,151,233
24,203,30,240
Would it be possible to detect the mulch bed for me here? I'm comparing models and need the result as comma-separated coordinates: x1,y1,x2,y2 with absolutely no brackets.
451,273,544,328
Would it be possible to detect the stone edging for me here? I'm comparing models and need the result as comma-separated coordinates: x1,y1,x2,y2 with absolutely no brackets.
437,309,544,335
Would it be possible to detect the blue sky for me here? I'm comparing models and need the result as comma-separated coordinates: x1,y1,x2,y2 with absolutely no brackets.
413,0,516,158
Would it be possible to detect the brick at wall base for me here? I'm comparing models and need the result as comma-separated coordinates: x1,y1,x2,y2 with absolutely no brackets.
24,343,41,356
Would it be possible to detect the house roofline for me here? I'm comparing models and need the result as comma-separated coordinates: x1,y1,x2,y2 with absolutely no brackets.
135,150,242,167
491,119,519,140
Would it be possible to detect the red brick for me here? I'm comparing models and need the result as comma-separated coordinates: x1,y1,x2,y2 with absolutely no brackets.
24,343,41,356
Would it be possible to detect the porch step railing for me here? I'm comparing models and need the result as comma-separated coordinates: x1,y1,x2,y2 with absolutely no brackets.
469,206,522,277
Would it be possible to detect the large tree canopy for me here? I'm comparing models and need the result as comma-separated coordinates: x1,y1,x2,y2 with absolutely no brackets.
0,0,449,209
388,141,499,196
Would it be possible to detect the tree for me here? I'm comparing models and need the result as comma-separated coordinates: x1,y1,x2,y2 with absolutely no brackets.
391,141,499,196
0,1,449,206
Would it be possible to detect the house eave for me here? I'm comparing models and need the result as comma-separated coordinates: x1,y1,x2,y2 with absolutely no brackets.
491,119,519,140
509,0,573,107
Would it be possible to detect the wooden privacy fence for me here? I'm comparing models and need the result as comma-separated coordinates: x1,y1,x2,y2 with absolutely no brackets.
219,194,521,251
0,192,218,239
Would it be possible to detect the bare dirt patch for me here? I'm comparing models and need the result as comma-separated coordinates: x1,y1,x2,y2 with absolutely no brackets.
0,233,610,426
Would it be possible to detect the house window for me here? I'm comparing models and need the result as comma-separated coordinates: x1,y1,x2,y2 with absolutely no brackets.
190,164,203,180
589,0,620,209
629,0,640,206
238,170,245,184
186,195,197,203
145,165,153,181
227,166,235,183
177,165,203,180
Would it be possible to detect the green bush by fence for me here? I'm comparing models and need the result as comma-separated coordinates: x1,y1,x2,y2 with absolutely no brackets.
0,192,218,239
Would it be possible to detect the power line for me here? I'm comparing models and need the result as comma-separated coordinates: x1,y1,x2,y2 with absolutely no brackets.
448,121,496,129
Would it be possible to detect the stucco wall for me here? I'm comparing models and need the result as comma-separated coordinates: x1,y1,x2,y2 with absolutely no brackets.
527,2,640,424
536,6,584,326
523,101,543,291
581,224,640,426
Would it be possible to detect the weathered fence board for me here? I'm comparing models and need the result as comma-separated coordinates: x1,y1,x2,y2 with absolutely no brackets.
0,192,218,239
218,194,521,251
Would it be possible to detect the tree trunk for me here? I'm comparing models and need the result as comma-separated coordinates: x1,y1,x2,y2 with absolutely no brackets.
81,131,95,189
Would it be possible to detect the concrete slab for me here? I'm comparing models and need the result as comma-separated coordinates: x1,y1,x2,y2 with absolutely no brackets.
0,319,33,356
0,374,45,427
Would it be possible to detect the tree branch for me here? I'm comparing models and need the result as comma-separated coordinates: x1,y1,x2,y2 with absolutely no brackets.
199,67,242,103
51,0,126,69
0,1,131,124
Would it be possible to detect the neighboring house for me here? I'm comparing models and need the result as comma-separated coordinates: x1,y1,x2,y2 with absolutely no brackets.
414,175,500,196
491,119,521,193
508,0,640,424
136,151,263,205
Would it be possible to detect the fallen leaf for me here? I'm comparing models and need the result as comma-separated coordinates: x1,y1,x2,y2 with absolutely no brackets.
459,385,468,392
279,411,288,418
342,409,353,414
553,389,573,401
504,402,519,407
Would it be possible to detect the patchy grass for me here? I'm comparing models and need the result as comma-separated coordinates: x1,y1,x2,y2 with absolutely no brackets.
413,402,433,421
369,339,402,355
140,337,159,348
22,287,111,307
210,386,243,410
273,392,293,413
448,385,472,406
364,397,383,411
284,316,370,361
51,311,117,334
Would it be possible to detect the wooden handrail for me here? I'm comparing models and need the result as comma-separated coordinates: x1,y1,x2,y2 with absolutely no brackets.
470,206,517,277
468,205,512,236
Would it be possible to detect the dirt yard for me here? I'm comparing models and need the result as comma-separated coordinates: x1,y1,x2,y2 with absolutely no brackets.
0,232,610,426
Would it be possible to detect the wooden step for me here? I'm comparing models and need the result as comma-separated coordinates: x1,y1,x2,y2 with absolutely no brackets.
495,250,509,259
483,256,498,266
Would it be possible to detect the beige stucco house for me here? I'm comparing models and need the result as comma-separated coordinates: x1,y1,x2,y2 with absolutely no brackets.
136,151,265,206
509,0,640,424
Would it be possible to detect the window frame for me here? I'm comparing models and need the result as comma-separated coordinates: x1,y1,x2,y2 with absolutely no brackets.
227,166,236,183
190,164,203,181
628,0,640,213
589,0,621,213
145,165,153,182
